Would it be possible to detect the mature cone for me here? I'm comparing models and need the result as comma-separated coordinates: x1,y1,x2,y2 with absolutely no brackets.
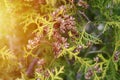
27,5,78,57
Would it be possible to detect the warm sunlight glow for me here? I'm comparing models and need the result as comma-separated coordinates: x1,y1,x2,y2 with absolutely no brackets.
0,1,16,38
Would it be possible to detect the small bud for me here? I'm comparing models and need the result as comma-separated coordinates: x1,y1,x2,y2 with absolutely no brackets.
85,75,91,80
35,68,43,73
38,0,46,4
74,45,82,52
64,43,69,48
77,0,89,9
113,51,120,62
97,68,102,73
87,41,92,47
51,69,55,73
94,64,101,73
36,78,41,80
85,69,93,80
94,56,99,62
44,71,50,77
27,44,32,49
37,59,45,66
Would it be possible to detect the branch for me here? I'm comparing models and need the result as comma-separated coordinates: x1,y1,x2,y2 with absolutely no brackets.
26,48,41,77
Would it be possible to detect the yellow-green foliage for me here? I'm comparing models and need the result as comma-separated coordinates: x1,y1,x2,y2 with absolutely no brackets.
35,66,64,80
0,47,19,79
0,0,120,80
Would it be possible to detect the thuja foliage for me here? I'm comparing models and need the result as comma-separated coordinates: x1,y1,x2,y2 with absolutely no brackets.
0,0,120,80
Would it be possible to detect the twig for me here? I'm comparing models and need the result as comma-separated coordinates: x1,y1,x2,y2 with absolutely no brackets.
26,58,39,77
79,11,90,22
